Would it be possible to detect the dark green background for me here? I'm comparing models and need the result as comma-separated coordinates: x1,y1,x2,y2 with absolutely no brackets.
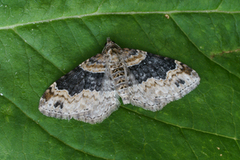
0,0,240,159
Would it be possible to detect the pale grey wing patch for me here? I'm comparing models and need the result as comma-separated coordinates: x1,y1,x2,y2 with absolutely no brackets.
39,82,120,124
101,67,116,92
128,60,200,111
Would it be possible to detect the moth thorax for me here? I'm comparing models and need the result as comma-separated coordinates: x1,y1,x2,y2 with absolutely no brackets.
107,49,120,63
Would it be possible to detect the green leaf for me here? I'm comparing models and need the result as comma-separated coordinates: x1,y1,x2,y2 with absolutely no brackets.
1,0,240,159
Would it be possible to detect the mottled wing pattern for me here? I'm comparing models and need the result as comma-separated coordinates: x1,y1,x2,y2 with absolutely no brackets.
39,38,200,124
125,50,200,111
39,54,120,124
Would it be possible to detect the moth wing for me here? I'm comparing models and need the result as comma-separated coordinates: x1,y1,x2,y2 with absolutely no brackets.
124,50,200,111
39,54,120,124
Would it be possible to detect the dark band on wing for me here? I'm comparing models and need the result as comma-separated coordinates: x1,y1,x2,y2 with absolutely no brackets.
56,66,104,96
128,52,176,83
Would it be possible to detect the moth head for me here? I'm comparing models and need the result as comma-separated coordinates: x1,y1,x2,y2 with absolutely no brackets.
102,37,121,54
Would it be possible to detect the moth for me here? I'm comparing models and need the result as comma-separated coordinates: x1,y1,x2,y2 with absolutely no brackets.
39,38,200,124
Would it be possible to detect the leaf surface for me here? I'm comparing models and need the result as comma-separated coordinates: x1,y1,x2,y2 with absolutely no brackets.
1,0,240,159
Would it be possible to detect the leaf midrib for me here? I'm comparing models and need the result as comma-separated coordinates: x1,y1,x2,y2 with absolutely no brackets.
1,10,240,30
